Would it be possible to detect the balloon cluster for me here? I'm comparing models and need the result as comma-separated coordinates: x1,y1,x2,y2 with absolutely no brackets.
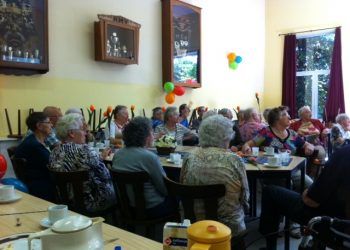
0,154,28,193
163,82,186,104
227,53,243,70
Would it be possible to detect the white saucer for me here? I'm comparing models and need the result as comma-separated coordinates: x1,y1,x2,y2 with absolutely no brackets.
0,233,41,250
263,152,275,156
39,217,53,228
0,194,21,204
263,163,282,168
166,159,175,163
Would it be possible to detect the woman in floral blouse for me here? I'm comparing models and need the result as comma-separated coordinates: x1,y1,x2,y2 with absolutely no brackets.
242,106,314,190
49,113,116,212
180,115,249,236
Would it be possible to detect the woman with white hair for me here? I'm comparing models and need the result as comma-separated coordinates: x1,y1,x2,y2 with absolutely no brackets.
49,113,116,212
289,106,328,145
155,106,197,145
180,115,249,240
330,113,350,152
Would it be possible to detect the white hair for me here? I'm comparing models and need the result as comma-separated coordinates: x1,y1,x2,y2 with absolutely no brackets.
336,113,350,124
298,106,311,118
56,113,84,140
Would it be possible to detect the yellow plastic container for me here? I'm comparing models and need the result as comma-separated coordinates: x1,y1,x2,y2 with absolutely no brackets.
187,220,231,250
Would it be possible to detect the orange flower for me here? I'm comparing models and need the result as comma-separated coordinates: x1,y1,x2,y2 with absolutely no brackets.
103,111,108,117
161,107,166,113
255,92,259,98
89,104,95,112
131,105,135,111
205,107,208,111
107,106,113,114
237,106,240,112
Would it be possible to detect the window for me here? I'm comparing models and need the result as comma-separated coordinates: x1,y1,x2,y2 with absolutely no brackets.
296,31,335,119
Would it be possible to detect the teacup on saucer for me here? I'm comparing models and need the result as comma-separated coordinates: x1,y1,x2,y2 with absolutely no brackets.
40,218,53,228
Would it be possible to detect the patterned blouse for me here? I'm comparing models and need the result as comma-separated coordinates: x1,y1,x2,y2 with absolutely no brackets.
180,147,250,234
155,123,196,145
49,143,116,212
252,126,305,155
239,121,265,142
330,124,350,151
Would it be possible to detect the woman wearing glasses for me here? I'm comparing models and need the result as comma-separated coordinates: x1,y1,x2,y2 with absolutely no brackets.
49,113,116,212
15,112,55,201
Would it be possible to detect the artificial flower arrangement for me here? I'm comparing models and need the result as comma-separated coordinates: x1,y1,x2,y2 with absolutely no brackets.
155,135,177,155
155,135,177,148
87,105,96,127
96,106,113,130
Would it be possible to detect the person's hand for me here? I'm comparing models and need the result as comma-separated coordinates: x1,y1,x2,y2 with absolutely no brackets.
154,131,166,140
303,142,314,155
101,148,112,159
336,137,345,145
230,146,238,152
242,144,252,154
322,128,330,135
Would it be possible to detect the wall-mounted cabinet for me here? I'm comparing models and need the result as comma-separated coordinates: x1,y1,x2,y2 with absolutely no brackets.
161,0,201,88
94,15,140,65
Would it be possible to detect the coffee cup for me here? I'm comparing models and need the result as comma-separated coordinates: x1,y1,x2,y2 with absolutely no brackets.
48,204,68,224
264,147,275,155
170,153,181,164
267,156,279,166
0,185,15,200
252,147,259,156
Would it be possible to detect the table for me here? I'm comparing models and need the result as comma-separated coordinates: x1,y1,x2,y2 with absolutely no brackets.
0,191,162,249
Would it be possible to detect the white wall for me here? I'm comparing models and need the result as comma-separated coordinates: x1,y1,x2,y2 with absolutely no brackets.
0,0,265,135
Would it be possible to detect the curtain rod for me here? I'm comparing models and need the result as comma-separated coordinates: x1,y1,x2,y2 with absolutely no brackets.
278,26,341,36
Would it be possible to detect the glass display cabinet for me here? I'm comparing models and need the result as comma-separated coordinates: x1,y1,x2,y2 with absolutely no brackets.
94,15,141,65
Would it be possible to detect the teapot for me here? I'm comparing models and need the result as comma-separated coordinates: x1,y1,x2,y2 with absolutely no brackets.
187,220,231,250
28,216,104,250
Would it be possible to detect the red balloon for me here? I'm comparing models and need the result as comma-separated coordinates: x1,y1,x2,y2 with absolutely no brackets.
173,86,186,96
0,154,7,179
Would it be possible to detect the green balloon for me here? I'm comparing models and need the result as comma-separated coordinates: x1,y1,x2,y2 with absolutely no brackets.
229,61,238,70
164,82,174,93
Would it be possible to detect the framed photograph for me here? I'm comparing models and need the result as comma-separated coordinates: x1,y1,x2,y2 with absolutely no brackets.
162,0,201,88
0,0,49,75
95,15,140,65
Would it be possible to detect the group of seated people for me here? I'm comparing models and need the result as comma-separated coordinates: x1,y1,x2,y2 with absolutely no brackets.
12,103,350,250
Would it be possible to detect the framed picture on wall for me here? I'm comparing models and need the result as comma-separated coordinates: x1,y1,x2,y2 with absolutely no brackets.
0,0,49,75
161,0,201,88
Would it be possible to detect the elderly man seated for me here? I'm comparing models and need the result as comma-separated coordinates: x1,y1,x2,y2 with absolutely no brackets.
330,113,350,152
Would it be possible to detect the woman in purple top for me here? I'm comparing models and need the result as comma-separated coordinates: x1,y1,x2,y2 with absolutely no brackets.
239,108,265,142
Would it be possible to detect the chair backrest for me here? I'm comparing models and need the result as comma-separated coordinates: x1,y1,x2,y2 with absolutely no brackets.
49,169,89,213
7,146,17,159
163,176,226,221
10,156,28,184
109,169,149,220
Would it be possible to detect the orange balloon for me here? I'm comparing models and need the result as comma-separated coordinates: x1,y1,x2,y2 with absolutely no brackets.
227,53,236,62
165,92,175,104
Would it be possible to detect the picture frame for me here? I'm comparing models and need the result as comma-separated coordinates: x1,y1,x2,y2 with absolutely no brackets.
161,0,201,88
0,0,49,75
95,15,140,65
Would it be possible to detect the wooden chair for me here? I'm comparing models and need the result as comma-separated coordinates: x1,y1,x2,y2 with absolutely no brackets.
164,176,247,250
10,156,28,184
7,146,17,159
49,169,117,222
109,169,179,238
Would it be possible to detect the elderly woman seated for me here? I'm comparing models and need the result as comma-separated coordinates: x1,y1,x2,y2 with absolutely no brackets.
290,106,328,162
330,113,350,152
180,115,250,237
15,112,55,201
49,113,116,212
112,117,177,218
155,107,197,146
239,108,264,142
242,106,314,191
